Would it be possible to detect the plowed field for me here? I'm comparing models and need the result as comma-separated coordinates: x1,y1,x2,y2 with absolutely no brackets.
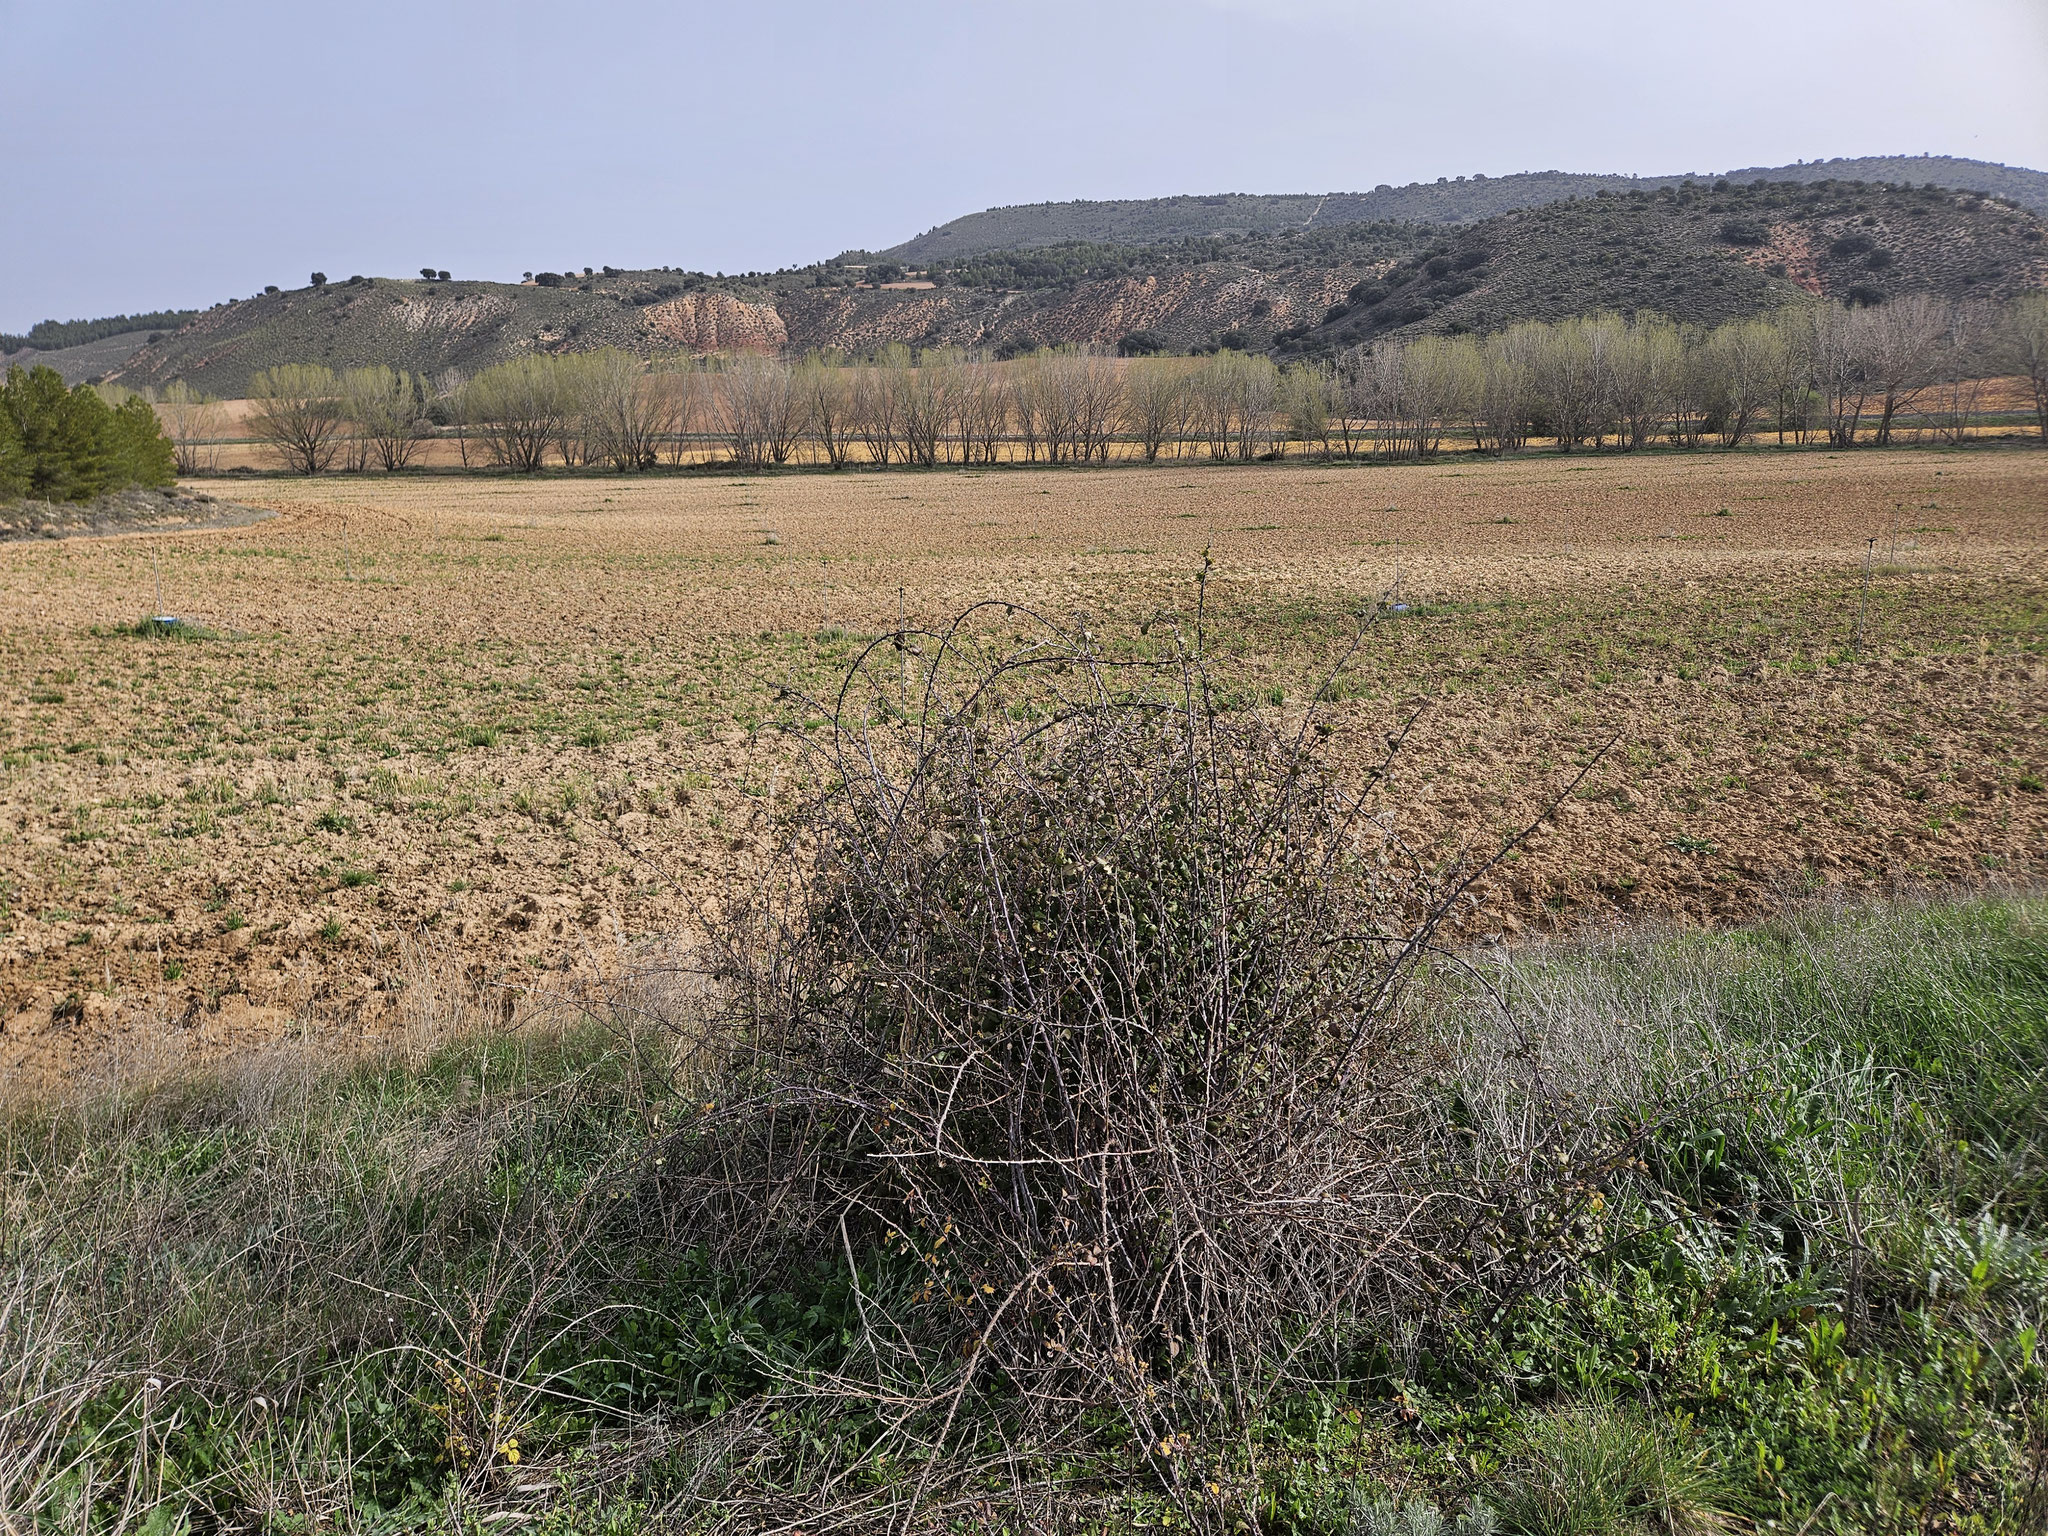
4,448,2044,1087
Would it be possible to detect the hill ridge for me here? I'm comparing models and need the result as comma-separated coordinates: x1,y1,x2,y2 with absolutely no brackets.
880,156,2048,262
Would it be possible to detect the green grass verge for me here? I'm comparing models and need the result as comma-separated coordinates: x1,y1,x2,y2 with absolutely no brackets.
2,893,2042,1532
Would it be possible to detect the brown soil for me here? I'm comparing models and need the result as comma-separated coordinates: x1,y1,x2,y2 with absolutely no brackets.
3,448,2043,1089
0,486,273,543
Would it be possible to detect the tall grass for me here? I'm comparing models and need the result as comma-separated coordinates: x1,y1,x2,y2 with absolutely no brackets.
1,612,2042,1532
3,895,2041,1532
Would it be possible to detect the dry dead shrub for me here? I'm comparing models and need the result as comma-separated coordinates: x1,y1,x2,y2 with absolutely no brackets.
654,600,1611,1517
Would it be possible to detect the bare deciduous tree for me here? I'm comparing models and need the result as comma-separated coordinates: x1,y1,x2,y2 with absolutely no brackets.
342,365,432,471
1122,358,1192,463
1605,315,1677,451
1471,326,1536,456
1279,362,1336,458
574,349,671,471
1188,350,1278,461
1347,338,1463,460
158,380,224,476
1703,317,1785,448
652,366,701,467
717,354,802,467
246,364,348,476
1010,349,1053,463
435,368,473,468
899,350,961,468
1071,350,1123,463
1765,305,1819,445
2002,292,2048,441
796,352,854,468
957,353,1011,465
463,356,569,473
1527,317,1600,451
1859,293,1946,446
549,353,605,468
1806,303,1871,449
1925,302,1993,447
853,347,907,466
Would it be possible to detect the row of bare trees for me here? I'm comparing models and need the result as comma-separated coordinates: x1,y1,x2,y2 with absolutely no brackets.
699,293,2046,467
716,347,1284,468
230,293,2048,474
1335,292,2048,458
238,355,693,475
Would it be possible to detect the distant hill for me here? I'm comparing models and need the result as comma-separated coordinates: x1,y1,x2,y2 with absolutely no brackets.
1,310,201,387
1278,177,2048,357
824,181,2046,360
0,309,197,355
82,176,2048,396
115,274,791,398
0,330,167,387
881,156,2048,262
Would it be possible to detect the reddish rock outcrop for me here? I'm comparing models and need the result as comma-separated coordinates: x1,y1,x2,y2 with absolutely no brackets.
641,293,787,352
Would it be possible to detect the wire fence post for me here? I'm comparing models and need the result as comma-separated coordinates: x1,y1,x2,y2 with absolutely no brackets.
1855,537,1874,659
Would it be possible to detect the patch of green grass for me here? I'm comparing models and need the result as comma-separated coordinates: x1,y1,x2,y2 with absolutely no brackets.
125,616,222,641
3,895,2042,1530
1492,1402,1733,1536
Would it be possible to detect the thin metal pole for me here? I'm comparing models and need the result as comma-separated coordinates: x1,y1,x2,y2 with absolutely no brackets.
1856,538,1874,659
153,547,163,615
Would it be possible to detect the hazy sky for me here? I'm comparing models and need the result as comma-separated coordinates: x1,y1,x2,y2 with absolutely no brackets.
3,0,2045,332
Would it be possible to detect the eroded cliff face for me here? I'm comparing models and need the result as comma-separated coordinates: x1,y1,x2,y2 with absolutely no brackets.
392,294,519,335
112,279,796,396
641,292,787,352
1007,267,1362,349
775,264,1373,356
777,288,998,354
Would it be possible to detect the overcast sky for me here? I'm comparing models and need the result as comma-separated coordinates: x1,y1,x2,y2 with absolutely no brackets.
3,0,2045,333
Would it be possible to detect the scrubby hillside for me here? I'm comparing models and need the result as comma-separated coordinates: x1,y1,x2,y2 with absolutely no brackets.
882,155,2048,261
116,274,787,398
0,329,163,387
1,310,201,388
1286,176,2048,356
825,181,2046,359
95,180,2048,393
